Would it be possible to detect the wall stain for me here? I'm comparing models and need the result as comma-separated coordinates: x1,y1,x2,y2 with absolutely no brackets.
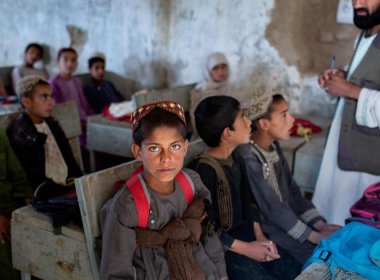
266,0,357,74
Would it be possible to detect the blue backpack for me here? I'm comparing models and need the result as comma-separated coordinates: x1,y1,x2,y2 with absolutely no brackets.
303,222,380,279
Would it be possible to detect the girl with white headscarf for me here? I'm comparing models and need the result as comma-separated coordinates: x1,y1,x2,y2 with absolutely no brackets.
190,52,232,134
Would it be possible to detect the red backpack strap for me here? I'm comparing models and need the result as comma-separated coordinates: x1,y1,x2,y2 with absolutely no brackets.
176,170,195,205
127,165,151,228
127,167,195,228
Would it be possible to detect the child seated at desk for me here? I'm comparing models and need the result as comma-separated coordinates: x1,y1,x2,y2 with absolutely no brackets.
189,95,300,279
84,52,124,114
100,101,228,279
12,43,49,95
49,47,93,127
233,92,340,265
7,75,82,194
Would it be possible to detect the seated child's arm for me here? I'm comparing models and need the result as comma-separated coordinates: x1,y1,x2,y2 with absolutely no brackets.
189,164,279,263
234,144,314,243
185,168,228,279
100,189,139,279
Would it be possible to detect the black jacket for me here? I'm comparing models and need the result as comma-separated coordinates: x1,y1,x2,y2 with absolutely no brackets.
7,112,82,190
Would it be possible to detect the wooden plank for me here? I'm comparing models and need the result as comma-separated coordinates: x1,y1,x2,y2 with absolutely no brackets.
12,219,93,280
87,115,133,158
51,101,82,138
75,160,141,279
295,262,365,279
76,71,138,100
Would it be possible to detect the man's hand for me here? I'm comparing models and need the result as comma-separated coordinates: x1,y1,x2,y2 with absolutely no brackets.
318,68,345,88
324,75,361,99
318,68,361,99
0,215,11,244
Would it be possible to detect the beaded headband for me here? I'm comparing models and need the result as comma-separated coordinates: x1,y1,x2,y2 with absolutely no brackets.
130,101,186,132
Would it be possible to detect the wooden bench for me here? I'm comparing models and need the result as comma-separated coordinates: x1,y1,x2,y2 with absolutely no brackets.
5,102,88,280
295,262,365,279
0,66,15,95
75,138,207,279
76,71,138,101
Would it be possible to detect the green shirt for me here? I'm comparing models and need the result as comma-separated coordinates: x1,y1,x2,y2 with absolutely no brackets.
0,128,31,218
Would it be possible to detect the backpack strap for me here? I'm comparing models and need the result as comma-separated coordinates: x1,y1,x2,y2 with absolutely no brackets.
127,165,195,228
176,170,195,205
197,153,233,231
127,168,151,228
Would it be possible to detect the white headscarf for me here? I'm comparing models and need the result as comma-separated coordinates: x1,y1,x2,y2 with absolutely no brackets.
196,52,230,92
190,52,232,136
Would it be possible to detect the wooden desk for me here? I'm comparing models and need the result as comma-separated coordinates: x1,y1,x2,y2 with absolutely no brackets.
87,114,133,172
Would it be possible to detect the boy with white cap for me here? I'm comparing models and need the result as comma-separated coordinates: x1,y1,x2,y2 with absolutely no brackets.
233,92,340,265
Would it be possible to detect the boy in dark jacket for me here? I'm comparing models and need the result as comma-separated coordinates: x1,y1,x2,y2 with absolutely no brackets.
84,52,124,114
7,76,83,227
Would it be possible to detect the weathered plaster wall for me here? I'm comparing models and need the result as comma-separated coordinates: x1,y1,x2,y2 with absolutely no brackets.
266,0,358,117
0,0,359,117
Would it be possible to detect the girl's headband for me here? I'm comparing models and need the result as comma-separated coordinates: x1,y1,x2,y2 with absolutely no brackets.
131,101,186,132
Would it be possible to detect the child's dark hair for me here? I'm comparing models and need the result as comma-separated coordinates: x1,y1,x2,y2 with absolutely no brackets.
57,48,77,60
25,43,44,57
251,94,286,131
133,108,187,146
195,95,240,147
88,57,105,68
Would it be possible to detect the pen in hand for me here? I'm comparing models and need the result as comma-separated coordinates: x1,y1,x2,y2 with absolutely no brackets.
330,56,336,79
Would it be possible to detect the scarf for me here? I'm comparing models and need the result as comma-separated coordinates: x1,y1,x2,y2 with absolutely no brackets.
135,198,207,280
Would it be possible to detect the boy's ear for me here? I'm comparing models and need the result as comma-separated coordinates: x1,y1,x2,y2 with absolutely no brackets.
131,143,142,161
183,139,189,155
21,97,31,109
221,126,231,140
257,118,270,131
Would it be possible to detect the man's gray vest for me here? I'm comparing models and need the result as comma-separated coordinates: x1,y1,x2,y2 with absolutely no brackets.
338,32,380,175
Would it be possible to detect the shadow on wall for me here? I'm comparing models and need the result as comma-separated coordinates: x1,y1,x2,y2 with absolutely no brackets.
66,25,88,55
41,44,52,65
123,56,171,89
234,62,293,103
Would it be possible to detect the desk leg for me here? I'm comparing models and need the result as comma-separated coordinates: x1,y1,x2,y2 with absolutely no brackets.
89,150,96,173
20,272,31,280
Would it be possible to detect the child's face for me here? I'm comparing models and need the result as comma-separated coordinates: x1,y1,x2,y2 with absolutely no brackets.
229,110,252,145
58,51,78,76
210,63,228,83
25,47,42,66
131,126,188,190
90,61,105,80
265,100,295,141
22,84,53,124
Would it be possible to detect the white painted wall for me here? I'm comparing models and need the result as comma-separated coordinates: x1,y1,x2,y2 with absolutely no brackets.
0,0,335,117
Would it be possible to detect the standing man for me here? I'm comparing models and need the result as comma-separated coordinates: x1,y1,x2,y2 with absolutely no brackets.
313,0,380,225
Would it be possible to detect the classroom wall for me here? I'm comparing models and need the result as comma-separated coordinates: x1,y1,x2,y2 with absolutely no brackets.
0,0,357,117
